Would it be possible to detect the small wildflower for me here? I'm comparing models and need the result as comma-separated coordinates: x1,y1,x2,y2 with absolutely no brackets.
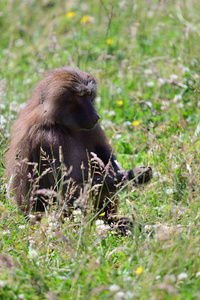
28,249,38,261
99,212,105,217
109,284,120,292
108,110,116,117
0,104,5,111
159,176,168,183
95,96,101,104
81,16,94,25
182,66,190,74
178,272,188,280
2,230,10,235
165,188,174,195
31,226,36,230
135,266,143,274
96,220,104,226
46,248,52,253
161,101,169,111
19,225,26,229
170,74,178,81
132,121,140,127
115,134,122,139
107,39,114,45
73,208,82,215
146,81,154,87
15,39,24,47
144,69,153,75
0,280,5,288
66,12,75,18
123,121,131,126
116,100,123,106
95,219,110,235
158,78,166,87
153,171,161,178
177,102,184,108
115,291,125,299
28,214,36,219
195,271,200,278
73,208,82,222
174,95,182,103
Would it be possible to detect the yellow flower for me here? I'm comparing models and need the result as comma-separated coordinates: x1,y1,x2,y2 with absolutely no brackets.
116,100,123,106
135,266,143,274
81,16,94,24
99,212,105,217
107,39,114,45
132,121,140,126
46,248,52,253
66,12,75,18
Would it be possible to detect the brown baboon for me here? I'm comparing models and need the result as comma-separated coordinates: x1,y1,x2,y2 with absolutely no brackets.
5,67,152,227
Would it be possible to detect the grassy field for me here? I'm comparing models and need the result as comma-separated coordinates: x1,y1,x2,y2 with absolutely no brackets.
0,0,200,299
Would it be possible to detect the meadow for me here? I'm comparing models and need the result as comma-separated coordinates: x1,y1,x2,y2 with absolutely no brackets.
0,0,200,299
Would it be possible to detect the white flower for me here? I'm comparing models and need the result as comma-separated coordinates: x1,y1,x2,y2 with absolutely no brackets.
170,74,178,80
73,209,82,215
28,239,36,247
153,171,161,178
173,95,182,102
144,69,153,75
95,219,110,235
23,78,32,85
28,249,39,261
28,214,36,219
115,134,122,139
19,225,26,229
195,271,200,278
182,66,190,74
178,272,188,280
95,96,101,104
146,81,154,87
2,230,10,235
108,110,116,117
109,284,120,292
96,219,104,226
9,101,19,113
0,104,5,111
0,115,7,125
159,176,168,183
123,121,131,127
161,101,169,110
158,78,166,87
115,291,125,299
177,103,184,108
146,101,153,108
165,188,174,195
0,280,5,288
123,276,132,282
73,208,82,222
15,39,24,47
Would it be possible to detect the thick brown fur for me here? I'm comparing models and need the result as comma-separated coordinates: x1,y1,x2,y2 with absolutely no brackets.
5,67,152,224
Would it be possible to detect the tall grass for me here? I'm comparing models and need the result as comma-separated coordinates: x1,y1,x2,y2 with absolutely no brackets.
0,0,200,299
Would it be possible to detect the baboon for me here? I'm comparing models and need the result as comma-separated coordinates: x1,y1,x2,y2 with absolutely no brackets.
5,67,152,227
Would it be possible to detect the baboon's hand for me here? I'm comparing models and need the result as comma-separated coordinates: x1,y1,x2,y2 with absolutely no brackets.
128,166,152,184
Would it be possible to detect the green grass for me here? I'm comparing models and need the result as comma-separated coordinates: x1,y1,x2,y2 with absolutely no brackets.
0,0,200,299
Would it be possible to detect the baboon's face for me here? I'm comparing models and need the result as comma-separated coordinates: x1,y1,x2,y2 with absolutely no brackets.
42,67,99,130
